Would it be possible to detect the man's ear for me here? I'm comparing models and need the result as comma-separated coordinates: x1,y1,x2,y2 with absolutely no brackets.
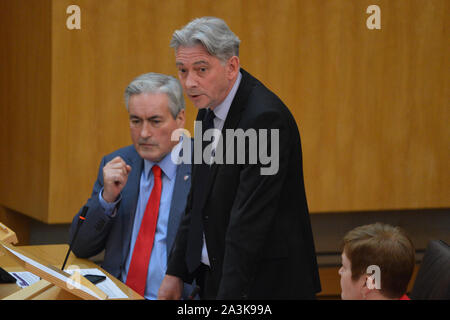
176,109,185,128
366,274,378,290
359,275,370,299
361,274,378,299
226,56,240,80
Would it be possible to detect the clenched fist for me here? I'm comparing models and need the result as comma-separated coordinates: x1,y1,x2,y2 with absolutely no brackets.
102,156,132,203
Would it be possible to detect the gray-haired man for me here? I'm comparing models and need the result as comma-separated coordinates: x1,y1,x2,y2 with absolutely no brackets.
159,17,321,299
70,73,194,299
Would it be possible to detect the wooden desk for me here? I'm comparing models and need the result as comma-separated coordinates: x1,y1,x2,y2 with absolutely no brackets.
0,244,143,300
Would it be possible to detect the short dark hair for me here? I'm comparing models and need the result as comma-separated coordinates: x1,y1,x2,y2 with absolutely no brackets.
343,222,415,299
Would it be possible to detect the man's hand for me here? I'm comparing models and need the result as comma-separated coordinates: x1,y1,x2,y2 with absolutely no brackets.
157,275,184,300
102,156,132,203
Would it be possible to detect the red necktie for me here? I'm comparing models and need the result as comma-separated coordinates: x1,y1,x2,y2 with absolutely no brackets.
126,165,162,296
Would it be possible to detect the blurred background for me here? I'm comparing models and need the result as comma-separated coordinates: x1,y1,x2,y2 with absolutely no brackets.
0,0,448,298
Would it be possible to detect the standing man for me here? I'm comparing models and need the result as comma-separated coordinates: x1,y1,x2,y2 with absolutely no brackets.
70,73,194,299
158,17,321,299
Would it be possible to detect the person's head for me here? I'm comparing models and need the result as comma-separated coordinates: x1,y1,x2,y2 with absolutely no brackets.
124,73,185,162
339,222,415,300
170,17,241,110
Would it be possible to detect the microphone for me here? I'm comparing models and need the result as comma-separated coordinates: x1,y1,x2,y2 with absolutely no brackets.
61,206,88,270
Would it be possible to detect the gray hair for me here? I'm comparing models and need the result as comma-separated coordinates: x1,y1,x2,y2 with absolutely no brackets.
124,73,185,118
170,16,240,62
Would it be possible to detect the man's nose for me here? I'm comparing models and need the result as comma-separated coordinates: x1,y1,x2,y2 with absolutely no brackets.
140,121,152,138
185,72,198,89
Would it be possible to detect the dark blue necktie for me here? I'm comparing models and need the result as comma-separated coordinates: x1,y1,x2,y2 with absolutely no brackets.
186,109,215,273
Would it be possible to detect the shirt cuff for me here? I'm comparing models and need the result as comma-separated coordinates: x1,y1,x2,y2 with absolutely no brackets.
99,188,121,217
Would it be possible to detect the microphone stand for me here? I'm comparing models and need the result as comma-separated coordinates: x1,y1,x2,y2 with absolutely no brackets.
61,206,88,270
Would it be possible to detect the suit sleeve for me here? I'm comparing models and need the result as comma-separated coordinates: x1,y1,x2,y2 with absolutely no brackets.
217,109,292,299
69,156,117,258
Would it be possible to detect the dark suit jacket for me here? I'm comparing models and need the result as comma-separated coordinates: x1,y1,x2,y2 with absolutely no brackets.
69,145,193,298
166,69,321,299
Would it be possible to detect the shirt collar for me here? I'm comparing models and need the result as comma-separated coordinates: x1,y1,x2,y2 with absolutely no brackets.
211,71,242,121
143,142,179,181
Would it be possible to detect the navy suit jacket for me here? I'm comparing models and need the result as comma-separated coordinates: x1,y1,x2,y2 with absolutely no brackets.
70,144,193,298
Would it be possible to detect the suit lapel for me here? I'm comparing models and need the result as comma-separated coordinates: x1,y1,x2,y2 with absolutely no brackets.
166,161,191,257
118,147,143,263
201,69,255,208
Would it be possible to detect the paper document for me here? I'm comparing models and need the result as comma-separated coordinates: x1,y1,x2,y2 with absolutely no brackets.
1,243,103,299
9,271,40,288
66,268,128,299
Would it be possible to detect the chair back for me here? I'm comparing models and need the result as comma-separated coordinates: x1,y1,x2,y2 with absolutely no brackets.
410,240,450,300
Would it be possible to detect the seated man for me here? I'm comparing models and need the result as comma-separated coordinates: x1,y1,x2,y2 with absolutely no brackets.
339,222,415,300
69,72,193,299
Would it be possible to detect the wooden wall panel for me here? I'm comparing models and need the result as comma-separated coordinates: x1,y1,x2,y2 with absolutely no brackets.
0,0,52,222
49,0,200,222
0,0,448,223
286,0,449,212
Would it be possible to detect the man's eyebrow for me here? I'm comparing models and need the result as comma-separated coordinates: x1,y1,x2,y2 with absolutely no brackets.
129,114,162,121
146,115,162,121
193,60,209,66
175,60,210,66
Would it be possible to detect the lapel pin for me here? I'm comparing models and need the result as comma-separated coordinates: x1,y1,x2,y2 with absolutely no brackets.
184,175,189,181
